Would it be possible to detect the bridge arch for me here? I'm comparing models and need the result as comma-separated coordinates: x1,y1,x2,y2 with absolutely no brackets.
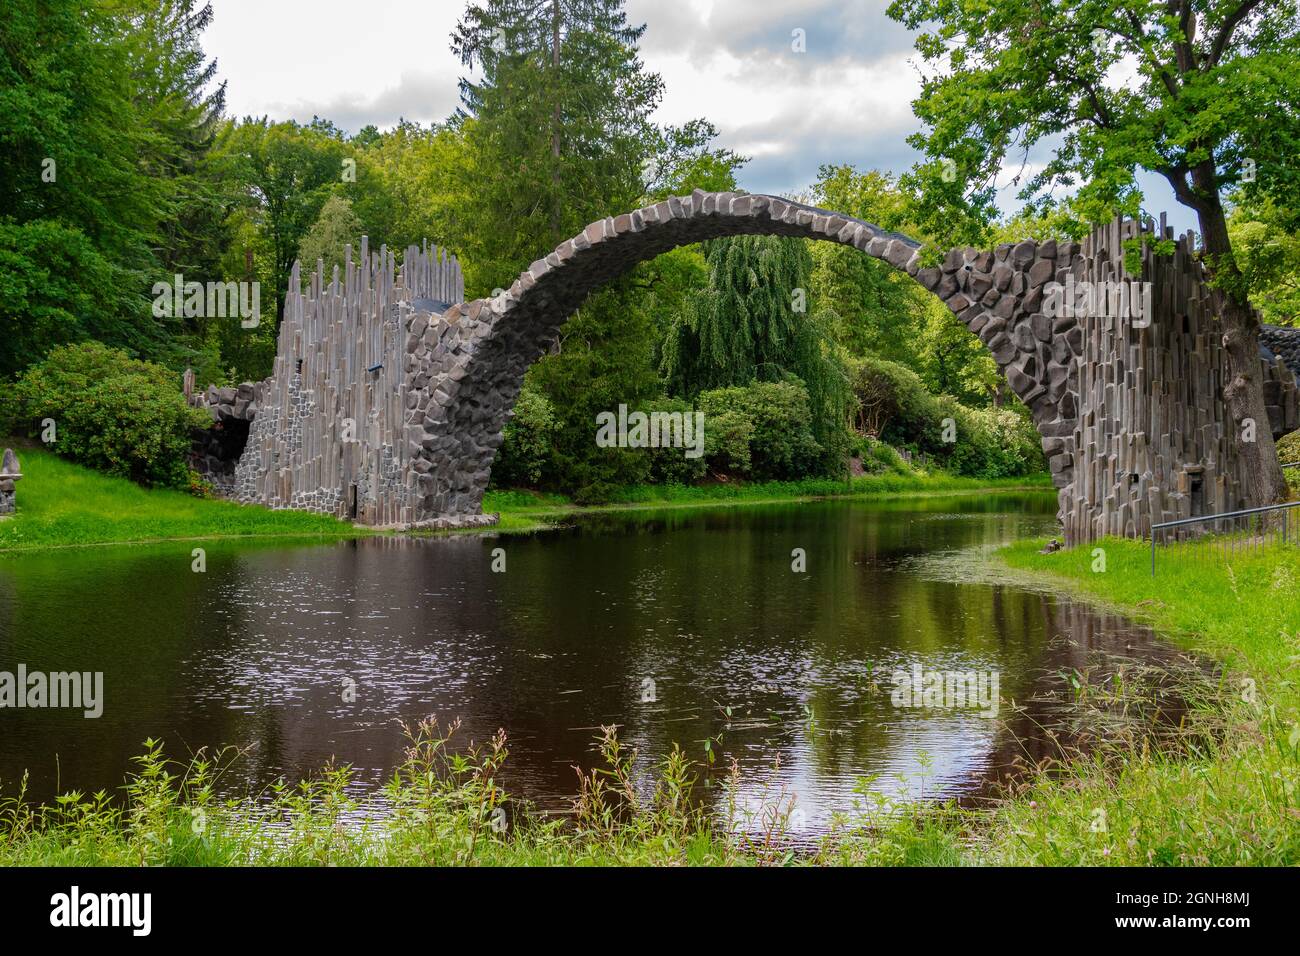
403,190,1082,522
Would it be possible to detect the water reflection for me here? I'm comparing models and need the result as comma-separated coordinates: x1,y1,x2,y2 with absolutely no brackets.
0,492,1175,829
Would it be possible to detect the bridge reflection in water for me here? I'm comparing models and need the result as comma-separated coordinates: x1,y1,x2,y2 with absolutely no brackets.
0,492,1198,831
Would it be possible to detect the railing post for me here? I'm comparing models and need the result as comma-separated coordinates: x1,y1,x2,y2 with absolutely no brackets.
1151,501,1300,575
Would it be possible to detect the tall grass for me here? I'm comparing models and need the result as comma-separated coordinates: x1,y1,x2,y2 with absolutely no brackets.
0,722,806,866
977,537,1300,865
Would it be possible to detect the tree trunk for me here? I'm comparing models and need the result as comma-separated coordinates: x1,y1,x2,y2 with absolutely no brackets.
550,0,562,239
1194,186,1289,508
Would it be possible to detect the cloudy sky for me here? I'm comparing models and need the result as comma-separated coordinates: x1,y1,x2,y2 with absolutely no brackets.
203,0,1191,229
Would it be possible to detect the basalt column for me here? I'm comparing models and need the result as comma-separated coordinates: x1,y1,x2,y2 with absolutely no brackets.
1061,217,1299,543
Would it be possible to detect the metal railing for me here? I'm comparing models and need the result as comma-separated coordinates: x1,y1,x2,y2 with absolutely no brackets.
1150,501,1300,575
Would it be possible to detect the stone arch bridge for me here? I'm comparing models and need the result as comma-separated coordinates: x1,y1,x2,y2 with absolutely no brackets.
189,191,1300,544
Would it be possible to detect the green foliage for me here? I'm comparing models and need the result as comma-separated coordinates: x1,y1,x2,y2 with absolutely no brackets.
447,0,747,501
808,166,929,360
642,396,708,485
852,435,912,476
915,307,1000,406
848,353,1042,478
490,385,560,488
448,0,661,293
661,234,851,468
0,0,226,374
990,197,1092,246
643,119,747,199
849,353,933,439
1278,431,1300,492
698,380,823,481
935,399,1043,480
1,343,210,489
887,0,1300,298
297,195,365,275
806,165,998,409
345,120,466,253
700,405,753,476
212,117,348,329
0,219,139,377
1229,193,1300,325
663,235,814,393
524,281,660,500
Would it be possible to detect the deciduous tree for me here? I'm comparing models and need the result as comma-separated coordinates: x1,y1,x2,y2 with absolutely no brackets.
888,0,1300,504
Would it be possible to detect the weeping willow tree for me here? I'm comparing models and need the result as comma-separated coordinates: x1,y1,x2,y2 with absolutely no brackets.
661,234,850,463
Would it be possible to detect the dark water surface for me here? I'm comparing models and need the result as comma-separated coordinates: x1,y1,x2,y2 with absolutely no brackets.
0,493,1168,826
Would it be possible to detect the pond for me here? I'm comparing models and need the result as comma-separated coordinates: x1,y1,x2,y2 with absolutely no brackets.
0,492,1172,829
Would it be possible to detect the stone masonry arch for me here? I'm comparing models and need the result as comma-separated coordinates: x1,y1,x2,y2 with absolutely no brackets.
404,190,1081,522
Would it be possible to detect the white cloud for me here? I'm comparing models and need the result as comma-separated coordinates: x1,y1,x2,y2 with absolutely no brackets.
202,0,1197,231
205,0,466,125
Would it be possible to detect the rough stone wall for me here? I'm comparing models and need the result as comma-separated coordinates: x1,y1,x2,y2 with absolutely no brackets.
185,371,259,495
224,239,467,526
1260,325,1300,437
1060,218,1300,543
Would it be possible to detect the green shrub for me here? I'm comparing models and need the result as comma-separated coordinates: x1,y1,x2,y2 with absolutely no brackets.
698,379,823,480
849,354,935,442
930,399,1044,479
851,434,912,475
701,407,753,474
572,479,619,506
847,353,1043,479
1,342,208,489
490,385,559,488
644,396,709,485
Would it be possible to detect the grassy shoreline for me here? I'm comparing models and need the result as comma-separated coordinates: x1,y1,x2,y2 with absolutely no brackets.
0,447,363,553
481,473,1054,533
973,537,1300,865
0,443,1053,553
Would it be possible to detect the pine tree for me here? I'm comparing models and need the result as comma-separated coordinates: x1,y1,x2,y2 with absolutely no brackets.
449,0,662,292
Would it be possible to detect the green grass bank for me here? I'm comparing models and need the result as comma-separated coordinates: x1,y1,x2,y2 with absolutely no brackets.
965,537,1300,865
0,442,1052,553
0,444,359,552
